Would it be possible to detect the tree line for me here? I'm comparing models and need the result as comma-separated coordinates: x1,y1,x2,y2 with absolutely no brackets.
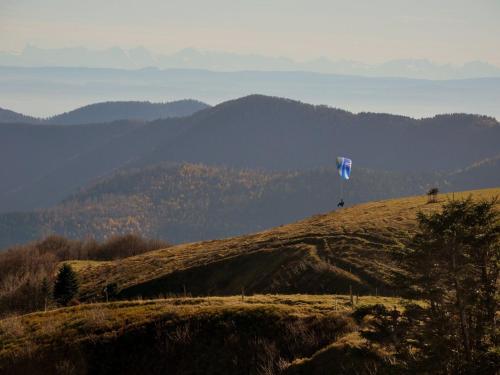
0,234,169,316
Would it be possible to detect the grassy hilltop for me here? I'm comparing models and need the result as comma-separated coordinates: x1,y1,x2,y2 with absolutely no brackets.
0,295,409,374
72,188,499,300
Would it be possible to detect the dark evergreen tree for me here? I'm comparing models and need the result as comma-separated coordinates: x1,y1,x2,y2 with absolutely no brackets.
364,197,499,373
53,263,79,306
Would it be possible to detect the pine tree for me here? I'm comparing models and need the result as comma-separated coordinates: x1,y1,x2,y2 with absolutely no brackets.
362,197,499,373
53,263,79,306
401,197,499,372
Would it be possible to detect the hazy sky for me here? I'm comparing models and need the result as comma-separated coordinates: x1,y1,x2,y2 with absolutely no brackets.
1,0,500,64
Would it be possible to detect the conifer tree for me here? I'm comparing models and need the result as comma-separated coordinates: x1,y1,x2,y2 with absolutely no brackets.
401,197,499,372
53,263,79,306
361,197,499,373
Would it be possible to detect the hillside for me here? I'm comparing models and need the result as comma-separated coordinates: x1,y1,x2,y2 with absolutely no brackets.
0,163,441,249
44,100,209,125
0,295,406,374
140,95,500,173
1,95,498,214
0,107,40,124
0,100,209,125
0,120,151,212
69,188,499,300
447,155,500,190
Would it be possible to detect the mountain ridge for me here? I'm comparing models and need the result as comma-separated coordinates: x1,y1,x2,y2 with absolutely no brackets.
0,99,209,125
2,66,499,119
0,95,498,216
3,45,500,79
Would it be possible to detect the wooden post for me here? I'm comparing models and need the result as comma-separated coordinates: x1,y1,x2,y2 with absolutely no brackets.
183,284,187,298
349,285,353,306
241,286,245,301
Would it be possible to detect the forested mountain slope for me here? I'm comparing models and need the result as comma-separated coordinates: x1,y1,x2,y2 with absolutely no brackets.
1,95,498,214
0,163,438,248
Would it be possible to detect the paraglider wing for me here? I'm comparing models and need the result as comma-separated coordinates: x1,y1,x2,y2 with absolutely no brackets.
336,157,352,180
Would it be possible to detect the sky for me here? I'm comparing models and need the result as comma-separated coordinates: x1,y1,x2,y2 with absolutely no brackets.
1,0,500,65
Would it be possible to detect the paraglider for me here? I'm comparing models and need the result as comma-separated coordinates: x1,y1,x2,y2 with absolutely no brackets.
336,157,352,208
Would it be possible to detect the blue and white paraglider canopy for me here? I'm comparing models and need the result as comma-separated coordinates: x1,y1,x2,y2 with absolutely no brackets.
336,157,352,180
336,156,352,208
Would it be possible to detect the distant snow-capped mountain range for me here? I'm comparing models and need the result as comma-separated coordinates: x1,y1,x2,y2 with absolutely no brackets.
1,45,500,80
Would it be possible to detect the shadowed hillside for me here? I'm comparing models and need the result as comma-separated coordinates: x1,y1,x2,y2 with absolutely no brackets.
0,295,407,374
1,160,494,250
0,120,149,211
0,100,209,125
44,100,209,125
69,188,499,300
1,95,498,214
140,95,500,173
447,155,500,190
0,163,440,249
0,107,40,124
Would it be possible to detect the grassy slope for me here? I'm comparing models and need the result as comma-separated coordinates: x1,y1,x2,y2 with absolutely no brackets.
0,295,406,374
73,188,500,300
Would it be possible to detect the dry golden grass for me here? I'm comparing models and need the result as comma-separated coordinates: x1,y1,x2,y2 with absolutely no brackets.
0,294,408,361
72,188,500,298
72,188,499,299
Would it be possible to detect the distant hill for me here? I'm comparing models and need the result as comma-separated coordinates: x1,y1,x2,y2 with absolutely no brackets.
0,100,209,125
139,95,500,173
44,100,209,125
0,95,498,214
0,163,441,249
0,120,151,211
446,155,500,191
1,160,496,250
2,65,500,119
0,107,40,124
